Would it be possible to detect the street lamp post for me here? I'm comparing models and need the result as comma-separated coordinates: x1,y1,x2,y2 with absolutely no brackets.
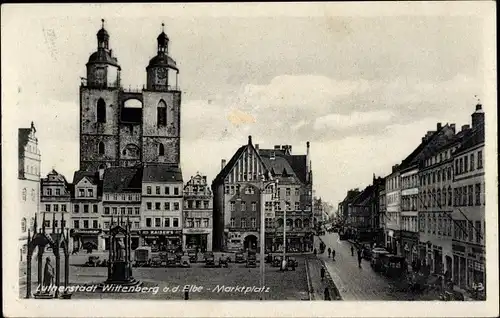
259,175,278,301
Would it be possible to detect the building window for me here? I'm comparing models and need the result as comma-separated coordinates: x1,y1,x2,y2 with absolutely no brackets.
74,205,79,213
294,202,300,211
251,202,257,211
156,186,160,194
174,202,179,210
97,98,106,122
104,207,110,214
477,150,483,168
104,221,110,229
79,189,85,197
174,187,179,195
155,202,161,210
98,141,105,155
74,220,79,229
475,183,481,205
196,200,201,209
468,221,473,242
165,187,170,195
230,201,235,212
225,186,230,194
147,186,152,194
164,218,171,227
127,207,132,215
241,201,246,211
61,204,67,212
185,218,192,228
173,218,179,227
55,188,61,196
295,189,300,196
92,220,98,229
51,204,58,212
195,218,201,228
112,207,117,215
475,221,482,243
448,187,452,206
134,222,140,229
21,218,27,232
135,207,140,215
45,204,51,212
470,153,475,171
92,205,97,213
230,218,235,227
147,202,152,210
146,218,152,227
157,100,167,126
455,159,459,175
83,220,89,229
286,188,291,196
468,185,473,206
203,218,209,228
120,207,125,215
241,218,247,228
251,218,256,228
164,202,170,210
155,218,161,227
204,201,209,209
88,189,94,197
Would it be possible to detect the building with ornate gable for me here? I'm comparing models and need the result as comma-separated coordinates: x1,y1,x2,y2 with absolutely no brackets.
212,136,313,252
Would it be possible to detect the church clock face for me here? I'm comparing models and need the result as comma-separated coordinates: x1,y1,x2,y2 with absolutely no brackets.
95,68,105,85
156,67,167,85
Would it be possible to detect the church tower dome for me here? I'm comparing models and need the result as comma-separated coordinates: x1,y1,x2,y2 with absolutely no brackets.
146,23,179,91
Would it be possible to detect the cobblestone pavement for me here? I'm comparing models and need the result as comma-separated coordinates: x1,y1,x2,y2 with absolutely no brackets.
306,255,341,301
19,256,309,300
316,233,400,301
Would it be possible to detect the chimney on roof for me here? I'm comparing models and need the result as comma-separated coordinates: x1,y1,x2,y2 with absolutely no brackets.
306,141,311,182
221,159,226,170
437,122,442,130
472,102,485,128
248,135,252,145
461,124,470,132
450,123,456,133
274,145,281,150
288,145,292,154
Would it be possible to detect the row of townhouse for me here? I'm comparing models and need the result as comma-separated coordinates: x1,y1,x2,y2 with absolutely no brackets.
211,136,314,253
36,166,213,253
339,102,486,292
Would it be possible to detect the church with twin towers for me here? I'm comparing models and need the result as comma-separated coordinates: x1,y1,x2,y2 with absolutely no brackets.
80,20,182,174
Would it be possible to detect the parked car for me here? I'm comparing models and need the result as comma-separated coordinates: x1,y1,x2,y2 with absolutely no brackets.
286,257,299,268
370,249,389,271
219,256,229,268
151,255,163,267
166,253,178,267
187,249,198,263
134,246,152,267
272,256,283,267
234,252,245,263
204,252,216,267
246,252,257,268
180,255,191,268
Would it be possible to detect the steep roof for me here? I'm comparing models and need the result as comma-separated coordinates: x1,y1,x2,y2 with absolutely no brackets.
143,164,183,183
212,145,247,185
103,167,142,192
455,125,484,154
73,170,99,185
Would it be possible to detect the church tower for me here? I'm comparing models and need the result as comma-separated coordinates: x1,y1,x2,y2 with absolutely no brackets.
80,19,121,172
142,23,182,166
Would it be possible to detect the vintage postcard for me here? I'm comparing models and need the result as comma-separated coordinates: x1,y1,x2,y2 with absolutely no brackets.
1,2,498,317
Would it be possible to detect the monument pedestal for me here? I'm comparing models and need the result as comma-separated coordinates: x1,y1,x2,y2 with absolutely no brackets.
104,261,140,286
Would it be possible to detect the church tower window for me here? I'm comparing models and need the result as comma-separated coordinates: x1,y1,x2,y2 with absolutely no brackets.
159,143,165,156
98,141,105,154
97,98,106,123
157,99,167,127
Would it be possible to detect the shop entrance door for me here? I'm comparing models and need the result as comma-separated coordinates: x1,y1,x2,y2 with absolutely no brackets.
244,235,257,251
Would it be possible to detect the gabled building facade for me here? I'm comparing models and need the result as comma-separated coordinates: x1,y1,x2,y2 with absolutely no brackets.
212,136,313,252
40,170,71,238
19,122,41,261
183,173,213,252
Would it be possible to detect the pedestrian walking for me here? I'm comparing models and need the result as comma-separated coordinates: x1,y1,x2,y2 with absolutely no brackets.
327,247,331,258
324,287,331,300
320,266,325,281
184,290,189,300
357,249,362,267
332,249,336,261
350,245,354,256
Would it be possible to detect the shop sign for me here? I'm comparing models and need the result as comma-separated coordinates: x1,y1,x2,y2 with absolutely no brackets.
140,230,181,235
71,229,102,235
184,228,210,234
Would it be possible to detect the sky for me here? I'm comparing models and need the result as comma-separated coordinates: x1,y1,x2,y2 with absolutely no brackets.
2,3,493,208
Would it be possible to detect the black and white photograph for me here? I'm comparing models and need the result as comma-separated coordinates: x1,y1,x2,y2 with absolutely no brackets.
2,2,497,317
